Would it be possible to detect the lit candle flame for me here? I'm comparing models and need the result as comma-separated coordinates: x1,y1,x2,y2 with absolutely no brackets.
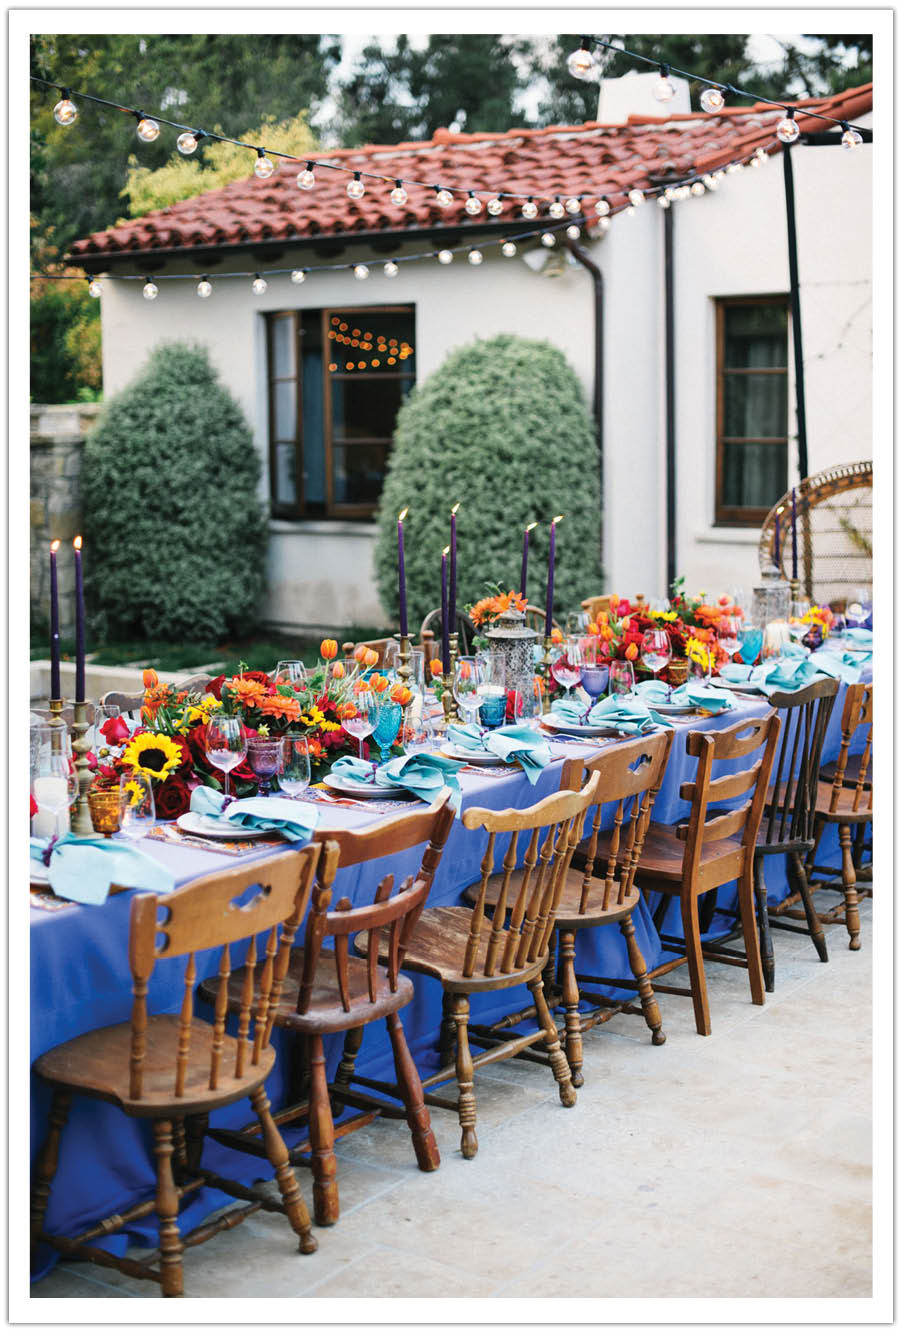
398,507,408,522
451,502,461,515
776,505,785,514
50,539,60,553
442,545,450,556
552,514,564,524
525,521,538,533
73,535,83,550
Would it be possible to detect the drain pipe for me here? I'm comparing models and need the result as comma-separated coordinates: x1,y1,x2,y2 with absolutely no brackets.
663,204,677,590
563,235,604,510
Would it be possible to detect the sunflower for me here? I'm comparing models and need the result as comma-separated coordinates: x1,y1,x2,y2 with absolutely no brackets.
123,779,144,808
122,732,183,782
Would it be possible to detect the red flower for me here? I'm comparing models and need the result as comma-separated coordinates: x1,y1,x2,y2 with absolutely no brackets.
30,794,38,817
101,715,131,745
154,775,192,821
242,670,271,688
206,674,226,700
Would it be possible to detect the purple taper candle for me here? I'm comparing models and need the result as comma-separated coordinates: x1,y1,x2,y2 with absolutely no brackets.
545,514,563,634
449,502,460,632
441,545,451,670
791,487,798,581
73,535,85,703
521,522,537,599
49,540,61,699
397,508,409,637
774,507,781,566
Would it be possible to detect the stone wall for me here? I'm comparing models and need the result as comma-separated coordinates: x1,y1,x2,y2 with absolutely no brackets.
30,404,102,638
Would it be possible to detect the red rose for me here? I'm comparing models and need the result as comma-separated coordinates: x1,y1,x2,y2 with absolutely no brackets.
206,674,225,700
153,775,191,821
101,715,131,744
170,735,193,772
242,670,271,687
30,794,38,817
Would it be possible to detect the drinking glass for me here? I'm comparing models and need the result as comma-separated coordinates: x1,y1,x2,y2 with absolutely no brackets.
205,715,248,798
640,628,671,682
609,659,636,697
118,773,155,840
789,599,811,643
274,660,307,687
30,720,52,784
404,700,437,754
342,686,378,759
32,750,72,830
280,734,311,798
717,616,741,663
550,638,583,699
475,658,508,730
565,610,588,636
737,622,764,666
452,657,480,727
579,638,609,703
92,703,121,754
247,737,284,797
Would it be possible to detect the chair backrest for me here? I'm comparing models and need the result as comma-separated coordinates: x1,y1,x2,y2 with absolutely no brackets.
418,608,477,657
101,673,213,719
581,595,613,622
128,845,320,1101
827,681,873,815
460,771,601,979
758,461,872,603
560,730,674,915
762,677,840,847
524,604,561,635
340,638,393,667
677,712,781,891
31,704,95,727
295,792,455,1015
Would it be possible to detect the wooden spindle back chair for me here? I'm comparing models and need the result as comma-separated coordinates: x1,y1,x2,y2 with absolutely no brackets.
340,638,393,667
100,674,213,719
32,847,322,1296
581,594,613,622
31,703,95,727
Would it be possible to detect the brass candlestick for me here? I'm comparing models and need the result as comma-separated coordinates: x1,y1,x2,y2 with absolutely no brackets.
47,697,67,755
71,700,95,836
394,632,412,686
445,630,461,723
540,635,554,714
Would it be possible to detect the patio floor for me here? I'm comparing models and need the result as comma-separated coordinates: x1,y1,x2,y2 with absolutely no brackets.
32,894,873,1302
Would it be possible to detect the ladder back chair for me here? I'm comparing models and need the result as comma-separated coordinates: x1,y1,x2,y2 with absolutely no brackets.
340,638,393,667
806,681,873,950
358,772,601,1159
634,712,781,1036
417,608,478,658
200,794,455,1227
31,846,322,1297
101,673,213,719
31,703,95,727
581,594,613,622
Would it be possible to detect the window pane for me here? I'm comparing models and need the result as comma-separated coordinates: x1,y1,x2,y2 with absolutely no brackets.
273,380,297,441
332,444,390,506
331,375,411,441
301,335,325,507
273,442,297,507
723,372,787,438
270,316,295,379
326,308,415,376
721,443,787,510
724,305,787,368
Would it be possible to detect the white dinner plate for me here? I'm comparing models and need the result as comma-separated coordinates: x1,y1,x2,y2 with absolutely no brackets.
647,701,698,716
542,716,626,738
716,678,767,694
840,642,872,655
322,774,411,800
441,744,505,765
30,864,50,885
176,812,268,840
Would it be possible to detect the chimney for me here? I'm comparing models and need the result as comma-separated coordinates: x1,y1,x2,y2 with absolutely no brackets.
597,70,692,124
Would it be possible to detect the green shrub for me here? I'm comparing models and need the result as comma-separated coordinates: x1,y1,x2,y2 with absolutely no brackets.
374,334,601,628
30,278,101,403
82,342,267,642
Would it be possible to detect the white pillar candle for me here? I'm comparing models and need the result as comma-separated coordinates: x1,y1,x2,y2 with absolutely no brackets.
32,777,70,839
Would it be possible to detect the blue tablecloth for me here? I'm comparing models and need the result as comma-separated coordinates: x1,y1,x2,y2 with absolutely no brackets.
31,678,870,1271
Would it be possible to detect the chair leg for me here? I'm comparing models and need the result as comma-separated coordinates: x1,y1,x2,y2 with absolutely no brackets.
31,1089,70,1255
839,825,862,950
620,911,666,1045
452,994,479,1160
753,858,776,993
788,850,828,962
249,1085,317,1253
184,1112,209,1174
306,1034,339,1225
331,1026,364,1115
558,929,584,1086
386,1010,440,1172
152,1120,185,1297
528,975,577,1108
171,1118,188,1182
737,870,766,1008
681,891,711,1036
439,990,457,1067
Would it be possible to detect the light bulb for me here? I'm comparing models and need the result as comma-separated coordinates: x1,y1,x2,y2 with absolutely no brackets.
678,185,691,199
142,279,158,300
347,172,365,199
290,269,306,284
251,274,268,295
726,161,743,174
596,216,610,232
196,277,212,298
700,86,725,113
628,188,645,207
565,197,582,215
776,113,800,144
437,249,454,265
713,169,726,181
595,198,610,217
87,278,102,298
541,232,556,248
566,224,581,239
841,123,863,150
653,67,676,102
297,163,316,190
691,181,705,196
254,150,275,179
353,264,369,280
754,148,769,165
465,192,483,215
176,131,198,155
383,261,399,277
657,195,670,209
521,198,538,219
549,198,565,219
750,153,763,168
702,174,717,190
665,187,677,200
53,94,77,126
567,41,595,81
467,249,483,265
487,197,504,215
434,187,454,208
625,205,636,217
136,116,160,143
390,181,408,205
501,241,517,257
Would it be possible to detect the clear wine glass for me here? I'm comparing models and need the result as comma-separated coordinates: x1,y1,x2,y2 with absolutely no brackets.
280,734,311,798
550,638,583,699
640,628,671,684
717,616,741,664
274,660,306,687
737,622,764,666
118,772,155,839
609,659,636,697
565,610,588,636
31,750,72,837
453,657,482,728
247,736,284,797
788,599,811,644
92,703,121,754
205,715,248,799
342,685,378,759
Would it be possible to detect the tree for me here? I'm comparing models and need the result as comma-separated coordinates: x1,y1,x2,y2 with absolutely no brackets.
373,334,601,630
81,342,267,642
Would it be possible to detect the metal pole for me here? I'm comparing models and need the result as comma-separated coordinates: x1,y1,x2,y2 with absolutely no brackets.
782,145,810,480
664,205,676,589
564,238,604,565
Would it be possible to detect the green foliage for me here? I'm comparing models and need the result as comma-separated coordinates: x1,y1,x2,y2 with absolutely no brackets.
30,276,101,402
81,342,267,643
374,335,601,629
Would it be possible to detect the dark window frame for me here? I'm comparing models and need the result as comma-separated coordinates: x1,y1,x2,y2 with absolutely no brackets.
714,294,790,527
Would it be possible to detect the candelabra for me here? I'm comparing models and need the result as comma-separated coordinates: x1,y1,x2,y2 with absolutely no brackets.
71,700,95,836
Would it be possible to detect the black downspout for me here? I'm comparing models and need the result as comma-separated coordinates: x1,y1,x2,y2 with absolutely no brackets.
782,144,810,480
564,237,604,553
664,205,677,589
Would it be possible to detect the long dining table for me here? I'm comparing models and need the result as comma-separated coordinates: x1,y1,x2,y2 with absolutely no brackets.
30,679,869,1275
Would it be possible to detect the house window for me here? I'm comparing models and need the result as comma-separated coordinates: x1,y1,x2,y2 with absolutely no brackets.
715,296,789,526
266,305,416,519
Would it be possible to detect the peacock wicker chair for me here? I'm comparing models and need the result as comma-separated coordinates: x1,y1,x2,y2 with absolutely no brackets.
758,461,872,607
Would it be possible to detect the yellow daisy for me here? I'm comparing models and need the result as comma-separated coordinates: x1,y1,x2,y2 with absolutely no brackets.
122,732,183,782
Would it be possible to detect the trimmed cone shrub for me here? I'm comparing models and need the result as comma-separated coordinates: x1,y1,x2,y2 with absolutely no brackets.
82,341,267,642
374,334,601,628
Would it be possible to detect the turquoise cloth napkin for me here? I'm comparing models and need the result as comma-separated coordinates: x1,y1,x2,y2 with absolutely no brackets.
330,752,465,811
447,723,551,785
30,833,175,906
632,680,735,714
189,787,318,843
844,628,873,647
549,695,657,736
808,649,866,685
719,654,821,695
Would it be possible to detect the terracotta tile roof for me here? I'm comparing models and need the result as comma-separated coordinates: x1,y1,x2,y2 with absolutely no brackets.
71,83,872,262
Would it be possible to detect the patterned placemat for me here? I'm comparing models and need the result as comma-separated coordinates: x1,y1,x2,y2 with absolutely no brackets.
297,788,418,814
145,823,286,857
30,889,74,912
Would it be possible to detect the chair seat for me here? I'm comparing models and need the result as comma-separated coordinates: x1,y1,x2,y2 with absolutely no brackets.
819,753,871,789
33,1014,274,1117
357,906,548,993
626,823,745,889
198,949,413,1037
462,866,639,929
814,780,873,822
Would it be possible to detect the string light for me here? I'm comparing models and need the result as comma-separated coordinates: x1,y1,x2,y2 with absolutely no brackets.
596,216,610,232
690,181,705,196
624,205,636,217
565,197,582,215
628,189,645,206
776,109,800,144
434,186,454,208
657,195,670,209
53,89,77,125
254,148,275,179
347,171,365,199
353,263,369,279
465,191,483,215
540,231,556,247
566,224,581,239
135,113,160,143
86,276,102,297
142,277,158,300
297,162,316,190
700,86,726,113
467,249,483,265
567,37,595,80
754,147,769,165
383,261,399,277
841,121,863,149
176,130,200,155
390,180,408,205
290,269,306,284
521,197,538,219
437,249,454,264
487,197,504,215
251,273,267,294
196,276,212,298
549,197,566,219
501,241,517,257
595,198,610,217
653,64,676,103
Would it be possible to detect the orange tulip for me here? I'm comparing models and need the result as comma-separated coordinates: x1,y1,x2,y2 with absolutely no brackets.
143,668,159,689
320,638,338,660
601,625,614,641
624,642,639,661
587,621,599,636
371,673,390,693
353,644,369,663
608,593,619,611
337,702,358,720
363,648,378,668
331,661,345,679
459,661,472,680
353,680,372,696
429,658,443,678
550,627,563,644
390,684,412,705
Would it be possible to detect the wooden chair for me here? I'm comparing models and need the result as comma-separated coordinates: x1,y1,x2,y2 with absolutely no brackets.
524,603,561,635
31,847,322,1296
805,682,873,950
418,608,478,658
101,674,213,718
633,712,782,1036
581,595,613,622
758,460,871,604
199,794,455,1226
357,773,601,1159
31,703,95,727
340,638,393,667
